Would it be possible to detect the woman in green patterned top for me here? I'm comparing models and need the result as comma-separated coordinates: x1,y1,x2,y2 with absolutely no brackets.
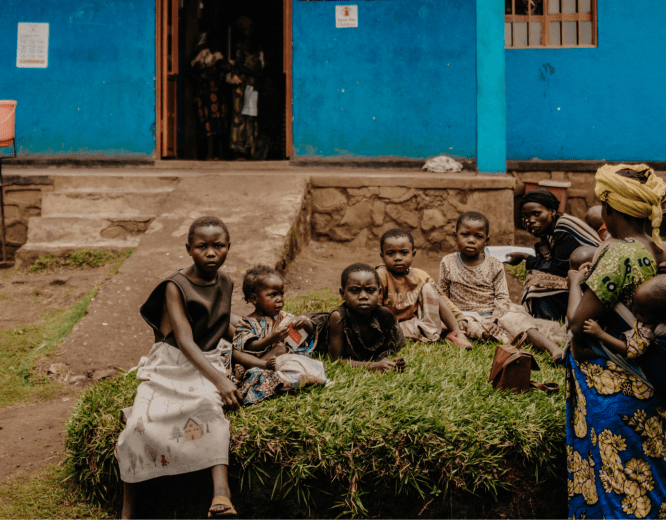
565,164,666,519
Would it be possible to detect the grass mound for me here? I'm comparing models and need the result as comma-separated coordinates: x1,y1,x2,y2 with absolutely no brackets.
64,341,566,518
29,248,134,274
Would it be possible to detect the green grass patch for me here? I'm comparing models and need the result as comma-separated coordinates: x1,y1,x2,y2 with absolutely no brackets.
29,248,134,274
0,465,111,519
283,288,342,314
505,261,527,283
0,288,97,408
64,339,565,518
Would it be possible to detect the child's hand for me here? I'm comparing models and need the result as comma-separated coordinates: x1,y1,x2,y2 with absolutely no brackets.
269,324,290,344
567,269,587,287
392,357,407,373
265,356,277,371
369,358,395,373
288,316,310,329
583,319,603,337
215,377,242,409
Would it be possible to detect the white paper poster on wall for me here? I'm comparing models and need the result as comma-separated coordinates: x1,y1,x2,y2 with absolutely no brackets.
336,5,358,28
17,23,49,68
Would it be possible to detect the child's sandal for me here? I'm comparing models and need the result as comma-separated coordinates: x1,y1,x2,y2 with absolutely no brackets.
446,330,473,351
208,495,237,518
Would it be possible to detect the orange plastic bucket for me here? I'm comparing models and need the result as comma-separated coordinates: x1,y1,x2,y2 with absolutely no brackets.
0,100,17,148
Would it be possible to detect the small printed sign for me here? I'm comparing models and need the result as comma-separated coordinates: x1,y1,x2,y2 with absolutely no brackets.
17,23,49,68
336,5,358,28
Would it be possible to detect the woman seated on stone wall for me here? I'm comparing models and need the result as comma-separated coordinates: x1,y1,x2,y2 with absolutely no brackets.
505,188,601,322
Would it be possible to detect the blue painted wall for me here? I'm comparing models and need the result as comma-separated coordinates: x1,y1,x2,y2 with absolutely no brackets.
506,2,666,161
292,0,477,159
0,1,155,158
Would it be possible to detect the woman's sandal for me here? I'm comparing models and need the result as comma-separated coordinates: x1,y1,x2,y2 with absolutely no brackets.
208,496,237,518
446,330,473,350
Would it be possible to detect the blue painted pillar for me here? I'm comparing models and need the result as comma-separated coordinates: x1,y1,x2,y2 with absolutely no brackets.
476,0,506,174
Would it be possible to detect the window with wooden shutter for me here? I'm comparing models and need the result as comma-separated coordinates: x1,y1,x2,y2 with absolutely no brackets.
505,0,597,48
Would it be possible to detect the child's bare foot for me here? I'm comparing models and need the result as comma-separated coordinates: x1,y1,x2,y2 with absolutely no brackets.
233,365,246,380
265,356,277,371
446,331,473,350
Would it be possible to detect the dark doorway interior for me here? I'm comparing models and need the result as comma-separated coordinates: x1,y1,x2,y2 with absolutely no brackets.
178,0,286,161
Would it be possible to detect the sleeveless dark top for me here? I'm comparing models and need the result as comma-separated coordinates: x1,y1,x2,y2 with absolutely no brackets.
140,270,233,352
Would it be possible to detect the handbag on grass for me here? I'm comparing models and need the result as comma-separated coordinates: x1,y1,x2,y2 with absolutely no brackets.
488,332,559,394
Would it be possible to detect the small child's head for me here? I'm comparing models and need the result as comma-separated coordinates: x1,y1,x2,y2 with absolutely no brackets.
569,246,597,271
455,211,489,259
380,228,415,275
634,275,666,325
242,265,284,317
186,216,230,275
340,263,380,316
585,206,604,231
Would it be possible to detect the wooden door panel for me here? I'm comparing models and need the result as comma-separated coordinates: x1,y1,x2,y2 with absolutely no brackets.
158,0,178,157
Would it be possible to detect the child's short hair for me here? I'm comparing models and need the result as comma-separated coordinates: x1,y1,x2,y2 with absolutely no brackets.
242,265,282,301
341,263,380,289
585,206,604,230
380,228,414,251
188,216,229,244
456,211,489,235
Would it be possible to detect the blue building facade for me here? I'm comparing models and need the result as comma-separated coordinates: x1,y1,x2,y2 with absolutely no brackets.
1,0,663,167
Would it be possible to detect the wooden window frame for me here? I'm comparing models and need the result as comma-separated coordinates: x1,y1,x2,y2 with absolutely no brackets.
505,0,597,49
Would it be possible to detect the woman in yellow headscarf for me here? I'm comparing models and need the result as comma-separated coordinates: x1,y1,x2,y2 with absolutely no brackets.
566,164,666,519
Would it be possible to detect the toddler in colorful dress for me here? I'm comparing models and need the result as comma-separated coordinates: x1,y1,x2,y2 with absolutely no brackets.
227,265,326,404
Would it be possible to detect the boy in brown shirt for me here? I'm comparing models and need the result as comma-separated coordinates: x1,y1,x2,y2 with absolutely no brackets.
376,228,472,349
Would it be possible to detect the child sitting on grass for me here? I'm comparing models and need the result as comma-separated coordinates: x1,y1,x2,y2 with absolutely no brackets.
376,228,472,349
229,265,324,404
438,211,565,361
581,275,666,399
322,263,407,372
116,216,240,519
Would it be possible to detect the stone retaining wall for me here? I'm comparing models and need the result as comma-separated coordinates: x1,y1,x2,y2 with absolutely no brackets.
0,176,53,260
310,174,515,252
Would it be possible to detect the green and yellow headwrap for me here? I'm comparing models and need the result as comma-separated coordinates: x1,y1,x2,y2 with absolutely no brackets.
595,163,666,250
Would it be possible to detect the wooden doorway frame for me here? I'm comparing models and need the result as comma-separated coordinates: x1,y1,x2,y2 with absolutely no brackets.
284,0,293,159
156,0,293,159
155,0,179,158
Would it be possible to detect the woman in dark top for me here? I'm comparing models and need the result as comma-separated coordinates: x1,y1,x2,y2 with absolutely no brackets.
506,188,600,321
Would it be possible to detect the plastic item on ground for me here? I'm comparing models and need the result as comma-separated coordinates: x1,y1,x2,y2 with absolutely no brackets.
422,154,463,173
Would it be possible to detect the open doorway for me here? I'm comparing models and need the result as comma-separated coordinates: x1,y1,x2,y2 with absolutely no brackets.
156,0,291,161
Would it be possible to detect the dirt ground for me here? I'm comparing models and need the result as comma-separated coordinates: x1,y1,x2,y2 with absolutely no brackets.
0,242,525,486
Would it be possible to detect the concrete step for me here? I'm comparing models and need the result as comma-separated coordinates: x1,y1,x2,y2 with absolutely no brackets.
26,216,153,244
41,191,170,217
15,239,140,268
52,175,179,193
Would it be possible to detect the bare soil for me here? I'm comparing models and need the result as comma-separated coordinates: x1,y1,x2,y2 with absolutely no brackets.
0,265,114,482
0,243,528,496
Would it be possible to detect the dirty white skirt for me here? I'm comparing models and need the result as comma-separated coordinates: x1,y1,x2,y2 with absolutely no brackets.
115,342,230,483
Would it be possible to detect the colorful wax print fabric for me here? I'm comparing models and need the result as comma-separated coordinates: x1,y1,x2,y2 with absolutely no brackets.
567,238,666,518
585,239,658,311
233,310,317,356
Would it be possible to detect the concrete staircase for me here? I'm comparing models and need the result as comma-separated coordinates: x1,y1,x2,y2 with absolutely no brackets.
16,175,179,266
